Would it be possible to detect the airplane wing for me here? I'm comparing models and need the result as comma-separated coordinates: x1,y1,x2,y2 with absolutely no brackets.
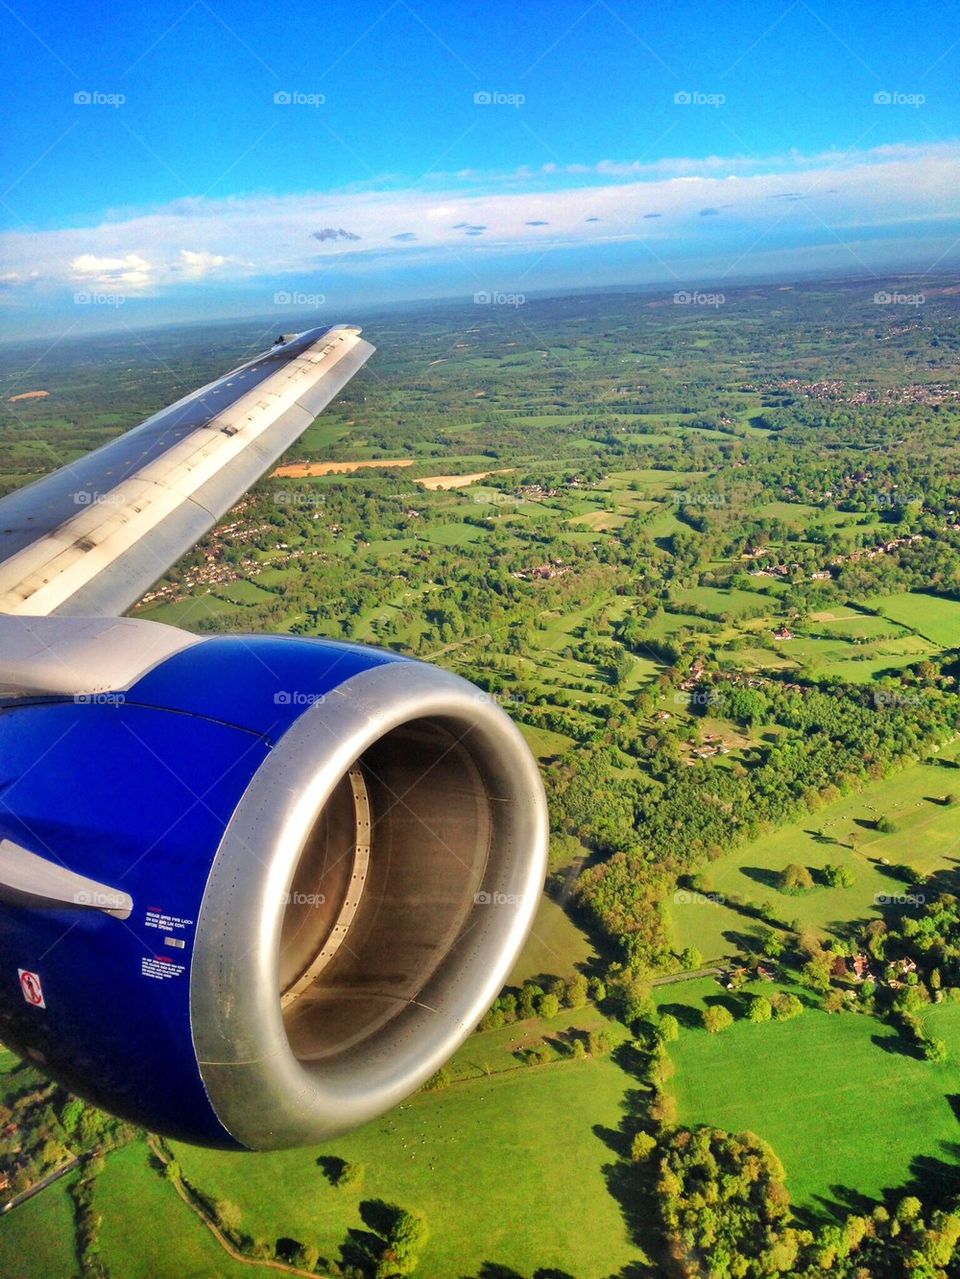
0,324,374,618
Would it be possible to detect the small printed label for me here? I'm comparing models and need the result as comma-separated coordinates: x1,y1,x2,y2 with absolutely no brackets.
141,956,186,981
18,969,45,1008
164,937,186,950
144,909,194,933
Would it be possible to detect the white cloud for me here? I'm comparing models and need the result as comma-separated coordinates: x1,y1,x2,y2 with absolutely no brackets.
4,140,957,299
70,252,153,287
178,249,227,279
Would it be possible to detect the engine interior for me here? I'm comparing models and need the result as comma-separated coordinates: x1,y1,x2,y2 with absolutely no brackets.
278,717,491,1062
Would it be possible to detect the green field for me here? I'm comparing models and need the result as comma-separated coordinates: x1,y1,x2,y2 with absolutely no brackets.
171,1054,645,1278
0,1173,78,1279
663,979,960,1208
508,892,596,984
867,591,960,648
673,585,772,619
97,1144,250,1279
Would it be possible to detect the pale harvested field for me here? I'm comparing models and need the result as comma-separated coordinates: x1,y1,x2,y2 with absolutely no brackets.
8,390,49,403
272,458,414,477
418,468,513,490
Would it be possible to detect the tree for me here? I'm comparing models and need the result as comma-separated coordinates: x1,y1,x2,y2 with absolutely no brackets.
657,1012,680,1042
339,1161,366,1188
564,974,589,1008
376,1207,430,1278
747,995,773,1023
822,862,855,888
780,863,815,894
771,992,804,1021
517,982,543,1019
656,1127,799,1275
537,992,560,1019
924,1037,948,1064
801,953,834,993
630,1131,658,1163
703,1005,734,1034
758,926,785,959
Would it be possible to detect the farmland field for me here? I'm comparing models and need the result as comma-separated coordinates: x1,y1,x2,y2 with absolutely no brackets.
668,741,960,961
663,980,960,1208
867,591,960,647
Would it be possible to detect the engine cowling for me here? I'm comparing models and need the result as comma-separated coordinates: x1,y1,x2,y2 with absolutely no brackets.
0,625,548,1149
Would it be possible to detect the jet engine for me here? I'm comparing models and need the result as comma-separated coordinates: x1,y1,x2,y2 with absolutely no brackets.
0,619,548,1149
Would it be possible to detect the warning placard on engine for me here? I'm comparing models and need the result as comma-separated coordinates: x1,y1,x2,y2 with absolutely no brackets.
141,956,186,981
144,909,194,933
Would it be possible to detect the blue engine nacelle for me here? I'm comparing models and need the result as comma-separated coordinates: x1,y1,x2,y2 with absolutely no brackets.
0,625,548,1149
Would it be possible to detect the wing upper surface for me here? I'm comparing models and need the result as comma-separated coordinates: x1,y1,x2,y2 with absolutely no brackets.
0,325,374,617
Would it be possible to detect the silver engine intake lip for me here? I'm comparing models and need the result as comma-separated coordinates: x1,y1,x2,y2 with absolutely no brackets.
190,659,549,1150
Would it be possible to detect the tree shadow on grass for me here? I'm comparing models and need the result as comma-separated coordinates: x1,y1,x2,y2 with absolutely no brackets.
908,1150,960,1207
359,1198,401,1236
740,866,784,890
316,1154,345,1185
461,1265,524,1279
804,828,842,846
602,1159,652,1250
798,1145,960,1235
870,1029,923,1059
703,992,742,1017
593,1122,632,1160
656,1001,701,1029
339,1226,383,1276
796,1183,878,1231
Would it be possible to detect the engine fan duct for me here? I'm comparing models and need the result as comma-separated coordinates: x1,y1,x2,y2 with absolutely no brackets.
191,659,547,1150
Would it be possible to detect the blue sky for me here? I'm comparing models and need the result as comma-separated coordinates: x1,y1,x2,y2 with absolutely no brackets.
1,0,959,332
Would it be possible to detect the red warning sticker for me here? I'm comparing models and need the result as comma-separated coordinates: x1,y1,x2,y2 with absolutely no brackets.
18,969,45,1009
